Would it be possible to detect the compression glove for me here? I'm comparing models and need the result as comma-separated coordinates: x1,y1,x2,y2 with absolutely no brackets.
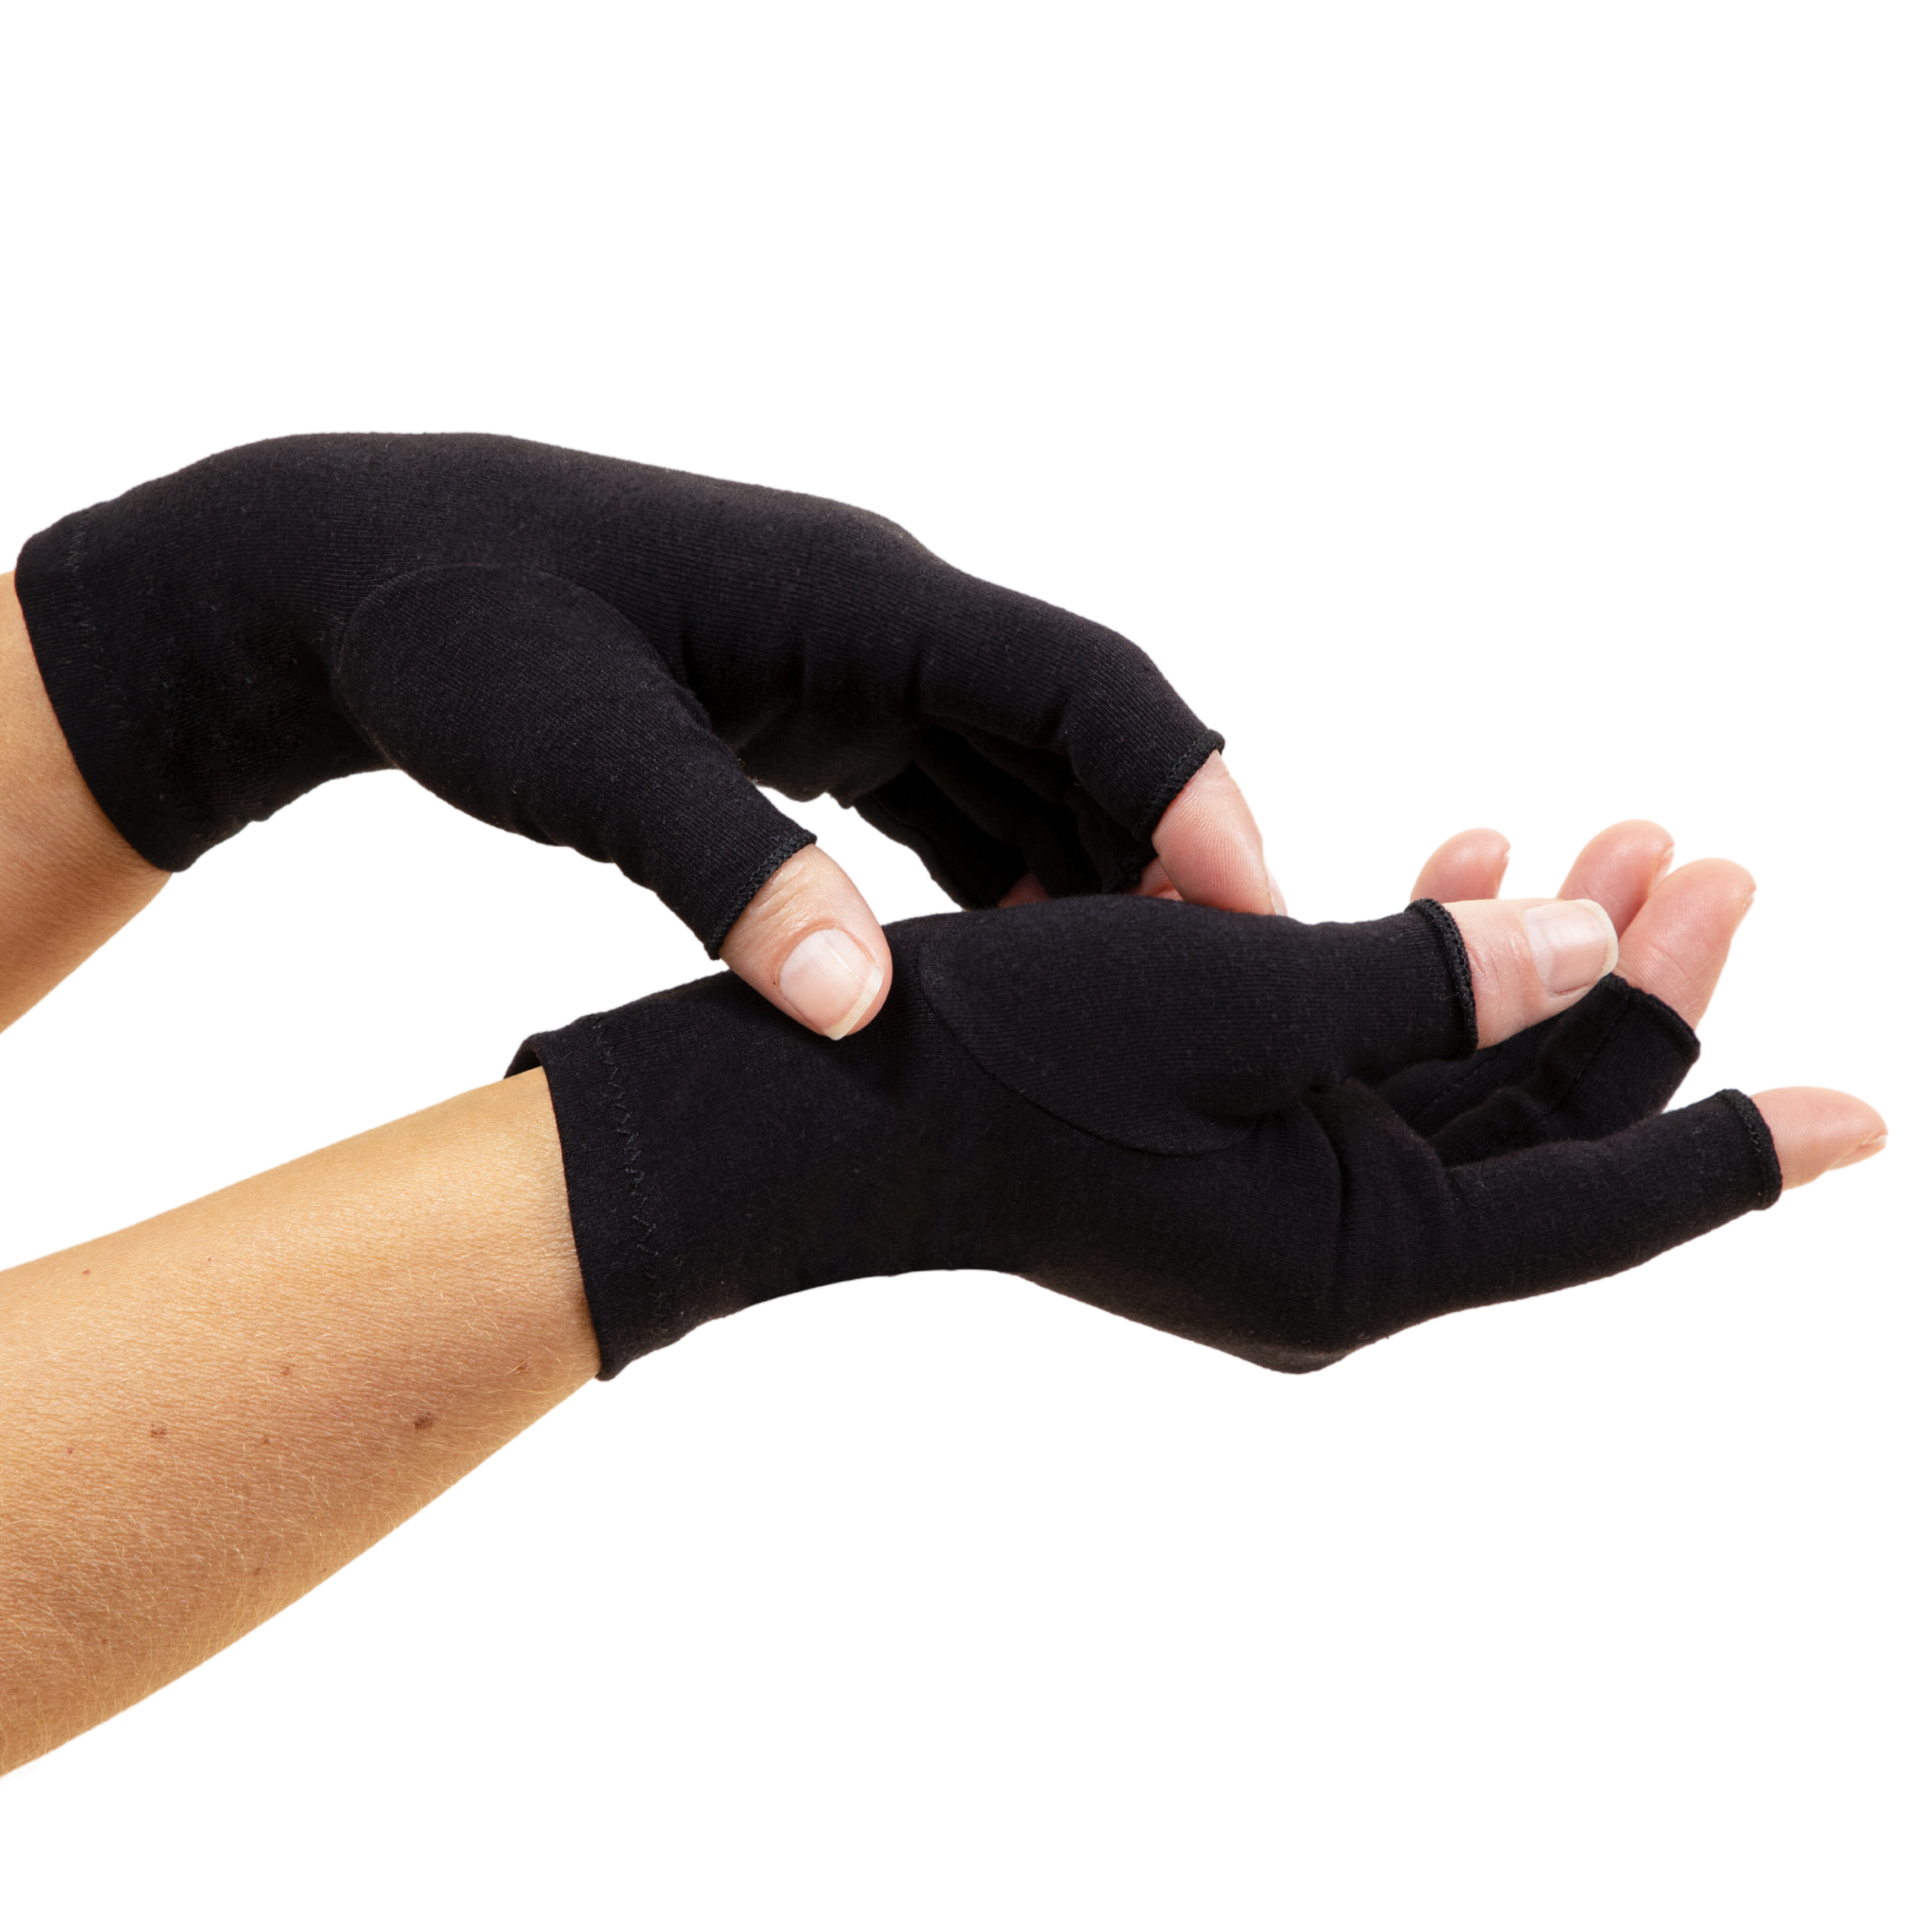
508,895,1781,1377
14,436,1223,954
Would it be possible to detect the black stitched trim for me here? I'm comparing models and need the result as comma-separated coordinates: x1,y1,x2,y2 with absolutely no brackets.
1407,898,1479,1059
1135,726,1226,840
1715,1089,1784,1208
700,824,819,958
1099,836,1159,896
1618,981,1701,1061
1522,982,1640,1143
590,1015,663,1376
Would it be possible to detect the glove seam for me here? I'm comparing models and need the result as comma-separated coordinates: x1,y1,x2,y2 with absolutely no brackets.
1407,1044,1512,1135
1498,997,1634,1149
1411,976,1703,1148
915,955,1254,1158
1406,898,1479,1059
1714,1088,1784,1208
1514,982,1691,1147
699,824,820,958
1133,726,1227,842
1614,980,1701,1059
589,1015,664,1376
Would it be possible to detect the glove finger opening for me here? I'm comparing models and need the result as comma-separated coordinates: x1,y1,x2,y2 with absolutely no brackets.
853,766,1026,909
1425,977,1700,1166
949,725,1156,894
1377,974,1701,1160
913,730,1108,897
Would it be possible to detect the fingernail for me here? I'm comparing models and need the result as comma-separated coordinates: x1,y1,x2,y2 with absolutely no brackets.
1267,867,1287,916
1653,844,1676,884
1524,899,1618,996
779,927,884,1039
1828,1132,1888,1172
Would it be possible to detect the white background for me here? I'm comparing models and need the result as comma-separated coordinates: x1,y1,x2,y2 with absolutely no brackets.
0,3,1924,1925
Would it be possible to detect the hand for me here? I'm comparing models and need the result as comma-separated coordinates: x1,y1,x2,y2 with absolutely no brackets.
513,831,1882,1379
724,748,1274,1039
16,436,1274,1042
1409,819,1887,1181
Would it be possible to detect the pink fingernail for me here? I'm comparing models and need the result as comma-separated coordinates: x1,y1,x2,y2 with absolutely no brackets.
1828,1133,1888,1172
1524,900,1618,996
779,928,883,1039
1267,868,1287,916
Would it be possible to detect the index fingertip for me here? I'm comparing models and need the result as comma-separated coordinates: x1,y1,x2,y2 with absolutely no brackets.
1152,752,1274,916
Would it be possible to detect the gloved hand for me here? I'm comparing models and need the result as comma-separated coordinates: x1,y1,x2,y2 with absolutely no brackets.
508,874,1798,1379
15,435,1270,1036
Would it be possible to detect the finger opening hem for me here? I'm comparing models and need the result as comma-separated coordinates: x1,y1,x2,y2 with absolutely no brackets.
1407,898,1479,1059
1716,1088,1784,1208
699,826,819,958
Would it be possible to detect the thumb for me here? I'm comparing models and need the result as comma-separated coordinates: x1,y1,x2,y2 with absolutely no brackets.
721,845,893,1039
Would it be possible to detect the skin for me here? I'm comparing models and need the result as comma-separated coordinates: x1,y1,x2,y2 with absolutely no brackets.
0,574,1885,1774
1412,824,1886,1180
0,573,1270,1044
723,753,1278,1036
0,1070,594,1774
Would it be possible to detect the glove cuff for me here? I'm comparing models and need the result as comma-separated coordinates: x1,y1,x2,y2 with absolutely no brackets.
18,504,385,871
17,515,206,871
508,960,940,1377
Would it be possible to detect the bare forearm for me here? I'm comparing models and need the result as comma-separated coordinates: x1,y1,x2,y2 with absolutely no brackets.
0,575,600,1773
0,1067,597,1774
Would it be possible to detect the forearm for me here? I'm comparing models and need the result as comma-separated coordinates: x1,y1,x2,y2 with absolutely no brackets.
0,1067,597,1774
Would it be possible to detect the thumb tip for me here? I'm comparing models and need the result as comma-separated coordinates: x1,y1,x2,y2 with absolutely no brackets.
780,926,886,1038
1154,754,1275,916
721,845,892,1037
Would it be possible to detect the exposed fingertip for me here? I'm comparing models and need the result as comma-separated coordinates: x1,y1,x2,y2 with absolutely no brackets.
1829,1133,1887,1172
722,844,893,1037
1523,897,1618,996
1611,858,1759,1029
1751,1087,1889,1189
1557,820,1676,929
1410,827,1510,905
779,926,885,1039
1451,895,1619,1047
1153,750,1274,915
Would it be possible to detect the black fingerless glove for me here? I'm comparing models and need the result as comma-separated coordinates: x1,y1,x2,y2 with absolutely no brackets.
16,436,1222,953
508,897,1782,1378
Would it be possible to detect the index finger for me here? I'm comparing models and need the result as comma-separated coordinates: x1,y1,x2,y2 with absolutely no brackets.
1148,752,1278,915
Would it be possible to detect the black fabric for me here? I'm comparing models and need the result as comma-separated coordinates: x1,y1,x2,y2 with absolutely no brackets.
508,896,1782,1379
16,436,1223,954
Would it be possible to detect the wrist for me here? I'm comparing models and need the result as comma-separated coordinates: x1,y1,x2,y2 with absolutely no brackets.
0,573,168,1030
